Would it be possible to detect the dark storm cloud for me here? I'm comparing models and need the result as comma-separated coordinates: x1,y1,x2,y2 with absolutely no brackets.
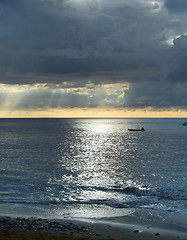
167,35,187,82
167,57,187,83
0,0,187,110
173,34,187,50
123,80,187,108
0,0,168,78
164,0,187,13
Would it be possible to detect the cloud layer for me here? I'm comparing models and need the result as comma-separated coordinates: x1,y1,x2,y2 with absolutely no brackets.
0,0,187,112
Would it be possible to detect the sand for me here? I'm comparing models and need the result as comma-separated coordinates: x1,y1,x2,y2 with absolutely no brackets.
0,209,186,240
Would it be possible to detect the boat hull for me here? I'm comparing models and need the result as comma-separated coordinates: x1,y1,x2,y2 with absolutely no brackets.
128,128,145,131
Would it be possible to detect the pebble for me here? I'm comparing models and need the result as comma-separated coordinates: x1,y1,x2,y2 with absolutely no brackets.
0,216,87,235
95,233,102,236
155,233,160,236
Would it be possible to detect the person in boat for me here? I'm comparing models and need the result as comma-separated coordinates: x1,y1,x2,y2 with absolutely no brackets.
141,127,145,131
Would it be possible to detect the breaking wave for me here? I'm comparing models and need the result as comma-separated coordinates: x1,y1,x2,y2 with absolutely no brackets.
0,185,186,213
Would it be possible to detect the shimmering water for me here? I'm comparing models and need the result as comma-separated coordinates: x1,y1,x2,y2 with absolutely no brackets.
0,118,186,218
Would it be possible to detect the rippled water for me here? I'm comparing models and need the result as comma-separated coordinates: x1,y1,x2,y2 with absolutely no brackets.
0,118,186,218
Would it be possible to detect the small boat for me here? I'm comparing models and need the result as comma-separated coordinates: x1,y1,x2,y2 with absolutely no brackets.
128,127,145,131
182,122,187,126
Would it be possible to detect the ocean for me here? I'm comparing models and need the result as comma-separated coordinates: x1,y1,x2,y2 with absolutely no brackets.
0,118,186,219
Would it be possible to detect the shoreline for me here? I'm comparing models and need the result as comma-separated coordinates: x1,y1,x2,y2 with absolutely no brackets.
0,209,186,240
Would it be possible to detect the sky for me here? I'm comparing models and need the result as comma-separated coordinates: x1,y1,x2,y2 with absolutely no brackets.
0,0,187,118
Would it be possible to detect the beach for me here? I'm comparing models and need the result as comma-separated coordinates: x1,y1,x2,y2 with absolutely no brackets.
0,209,186,240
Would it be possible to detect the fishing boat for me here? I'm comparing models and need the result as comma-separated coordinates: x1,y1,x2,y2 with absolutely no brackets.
128,127,145,131
182,122,187,126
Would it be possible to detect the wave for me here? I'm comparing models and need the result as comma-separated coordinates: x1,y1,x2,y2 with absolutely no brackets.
93,185,187,201
0,196,185,213
0,197,157,208
0,185,186,214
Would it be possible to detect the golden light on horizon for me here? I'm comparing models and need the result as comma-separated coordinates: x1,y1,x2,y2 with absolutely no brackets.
0,107,186,118
0,83,186,119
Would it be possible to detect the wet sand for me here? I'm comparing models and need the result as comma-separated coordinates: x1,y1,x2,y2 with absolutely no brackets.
0,209,186,240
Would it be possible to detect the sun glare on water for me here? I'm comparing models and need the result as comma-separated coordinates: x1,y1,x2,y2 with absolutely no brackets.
90,123,112,133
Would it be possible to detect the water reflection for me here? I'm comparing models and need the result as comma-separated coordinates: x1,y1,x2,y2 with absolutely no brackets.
54,118,175,204
56,119,127,201
1,118,186,217
88,122,113,133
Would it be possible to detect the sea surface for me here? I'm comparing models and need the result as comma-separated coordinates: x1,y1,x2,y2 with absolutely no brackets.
0,118,186,219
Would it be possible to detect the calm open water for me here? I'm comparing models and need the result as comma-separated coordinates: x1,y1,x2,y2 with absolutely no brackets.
0,118,186,219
